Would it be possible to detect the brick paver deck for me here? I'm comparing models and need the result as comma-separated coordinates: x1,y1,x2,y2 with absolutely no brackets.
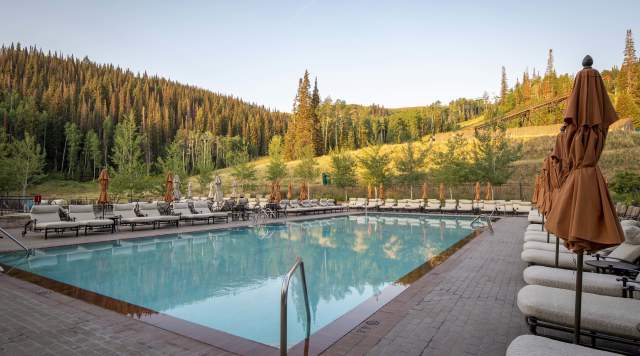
0,273,234,356
1,214,531,356
322,217,529,356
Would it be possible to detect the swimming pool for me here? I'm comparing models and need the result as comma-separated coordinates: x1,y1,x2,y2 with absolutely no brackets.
0,214,484,351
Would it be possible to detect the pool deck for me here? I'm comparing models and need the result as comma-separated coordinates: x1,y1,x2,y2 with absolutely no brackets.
0,214,531,356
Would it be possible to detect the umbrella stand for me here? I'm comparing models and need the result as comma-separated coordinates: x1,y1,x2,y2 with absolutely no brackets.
574,252,583,344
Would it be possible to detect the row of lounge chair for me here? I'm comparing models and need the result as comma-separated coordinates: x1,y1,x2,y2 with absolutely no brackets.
616,203,640,220
277,199,346,215
23,201,231,238
347,198,532,214
507,209,640,355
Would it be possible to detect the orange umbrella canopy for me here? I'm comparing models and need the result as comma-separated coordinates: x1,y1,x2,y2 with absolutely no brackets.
438,183,445,201
367,184,373,199
421,182,428,200
531,175,540,204
97,168,109,204
474,182,481,201
545,64,624,253
163,172,174,203
379,184,385,200
484,182,493,200
287,182,293,200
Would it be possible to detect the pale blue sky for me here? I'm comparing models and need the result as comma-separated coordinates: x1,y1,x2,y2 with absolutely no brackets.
1,0,638,112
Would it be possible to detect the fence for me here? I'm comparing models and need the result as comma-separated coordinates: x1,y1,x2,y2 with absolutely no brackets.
0,196,34,215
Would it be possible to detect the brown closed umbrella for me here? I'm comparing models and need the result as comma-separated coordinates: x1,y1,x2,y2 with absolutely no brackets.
163,172,174,203
474,182,480,201
545,57,625,344
287,182,293,200
484,182,493,200
421,182,428,200
540,156,554,215
367,184,373,199
97,168,109,204
299,182,308,201
438,183,445,201
531,175,539,205
379,184,385,200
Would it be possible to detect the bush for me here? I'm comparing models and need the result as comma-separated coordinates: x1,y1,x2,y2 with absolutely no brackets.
609,171,640,205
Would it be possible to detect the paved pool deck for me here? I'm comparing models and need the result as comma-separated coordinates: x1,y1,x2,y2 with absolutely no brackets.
0,214,532,356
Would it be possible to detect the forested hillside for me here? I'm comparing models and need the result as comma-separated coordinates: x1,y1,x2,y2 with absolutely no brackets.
0,44,289,177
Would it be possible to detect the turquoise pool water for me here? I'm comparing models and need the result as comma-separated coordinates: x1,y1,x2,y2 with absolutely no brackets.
0,214,482,348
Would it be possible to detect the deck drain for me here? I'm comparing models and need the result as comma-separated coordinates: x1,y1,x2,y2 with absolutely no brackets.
365,320,380,326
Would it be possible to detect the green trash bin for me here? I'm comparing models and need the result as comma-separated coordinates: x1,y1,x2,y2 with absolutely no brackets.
322,172,330,185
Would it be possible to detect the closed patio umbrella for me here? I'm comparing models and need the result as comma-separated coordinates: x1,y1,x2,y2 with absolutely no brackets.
163,172,174,203
367,184,373,199
173,174,182,201
299,182,308,200
474,182,480,201
214,175,223,203
287,182,293,200
207,182,214,199
439,183,445,201
97,168,109,204
531,175,539,205
484,182,493,200
379,184,385,200
545,56,625,344
421,182,428,200
187,182,193,199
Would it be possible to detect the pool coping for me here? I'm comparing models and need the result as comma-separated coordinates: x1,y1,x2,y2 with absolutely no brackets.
0,212,493,355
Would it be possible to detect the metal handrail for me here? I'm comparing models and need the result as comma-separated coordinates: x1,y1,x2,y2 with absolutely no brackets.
280,256,311,356
0,226,31,257
471,212,494,233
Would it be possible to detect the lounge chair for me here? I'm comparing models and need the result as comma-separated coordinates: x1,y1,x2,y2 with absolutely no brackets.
441,199,457,213
23,205,81,239
366,198,381,209
425,199,441,212
192,201,230,222
527,223,546,232
347,198,358,209
457,199,473,214
113,203,157,231
68,205,115,234
523,265,639,299
472,200,482,212
481,200,496,214
528,209,543,223
403,199,423,211
495,200,507,214
395,199,409,210
354,198,367,209
137,202,180,228
506,335,620,356
522,241,640,270
518,285,640,345
172,202,215,224
379,199,396,211
523,241,571,254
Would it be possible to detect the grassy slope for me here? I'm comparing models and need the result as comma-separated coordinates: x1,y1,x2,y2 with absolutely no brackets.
29,123,639,200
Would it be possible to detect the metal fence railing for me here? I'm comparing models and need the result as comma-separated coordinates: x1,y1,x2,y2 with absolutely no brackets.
0,196,34,215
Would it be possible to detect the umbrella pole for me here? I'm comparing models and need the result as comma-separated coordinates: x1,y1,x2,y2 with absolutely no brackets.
541,214,544,232
555,237,559,267
574,252,583,344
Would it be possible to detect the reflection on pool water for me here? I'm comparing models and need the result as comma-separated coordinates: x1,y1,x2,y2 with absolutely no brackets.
0,214,483,347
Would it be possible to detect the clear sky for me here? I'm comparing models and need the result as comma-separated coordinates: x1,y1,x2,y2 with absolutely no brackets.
1,0,638,112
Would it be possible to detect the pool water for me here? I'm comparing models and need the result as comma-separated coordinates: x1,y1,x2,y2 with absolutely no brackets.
0,214,482,347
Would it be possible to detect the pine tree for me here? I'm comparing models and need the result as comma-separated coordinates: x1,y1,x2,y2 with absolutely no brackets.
311,78,322,155
284,70,315,159
265,135,287,184
543,49,556,99
500,66,508,103
110,110,146,199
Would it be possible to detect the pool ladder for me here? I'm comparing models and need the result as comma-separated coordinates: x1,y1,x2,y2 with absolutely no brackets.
471,210,494,233
0,226,32,258
280,256,311,356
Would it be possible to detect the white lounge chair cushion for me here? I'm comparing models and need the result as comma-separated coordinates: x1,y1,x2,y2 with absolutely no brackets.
506,335,619,356
517,285,640,339
621,220,640,227
528,215,543,223
527,224,545,232
76,219,114,227
523,266,638,299
120,216,157,224
523,241,571,254
621,225,640,245
30,205,63,223
524,232,558,244
521,249,595,271
36,221,80,229
606,242,640,262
